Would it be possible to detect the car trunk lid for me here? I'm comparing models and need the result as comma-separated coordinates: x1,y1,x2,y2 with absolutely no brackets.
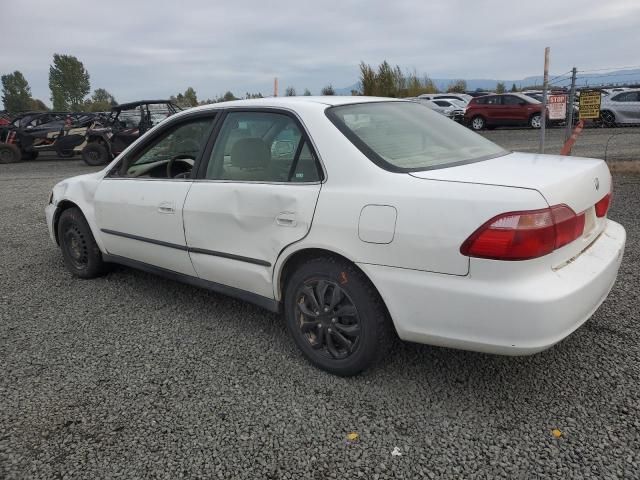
410,152,612,268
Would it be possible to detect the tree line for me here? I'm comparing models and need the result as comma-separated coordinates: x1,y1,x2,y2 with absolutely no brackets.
1,54,117,114
2,55,526,115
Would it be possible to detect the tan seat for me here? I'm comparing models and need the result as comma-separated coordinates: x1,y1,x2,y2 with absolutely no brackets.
222,138,271,181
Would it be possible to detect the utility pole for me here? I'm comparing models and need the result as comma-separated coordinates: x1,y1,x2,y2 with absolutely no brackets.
274,77,279,97
539,47,550,154
565,67,577,144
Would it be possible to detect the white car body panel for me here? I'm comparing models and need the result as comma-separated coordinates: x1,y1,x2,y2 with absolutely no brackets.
359,219,625,353
94,179,197,276
46,96,627,357
183,181,321,298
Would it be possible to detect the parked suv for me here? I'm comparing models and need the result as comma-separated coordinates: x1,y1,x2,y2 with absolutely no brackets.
464,93,545,130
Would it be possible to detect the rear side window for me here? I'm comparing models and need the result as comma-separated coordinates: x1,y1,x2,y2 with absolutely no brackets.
326,101,507,172
612,91,639,102
205,111,321,182
474,97,487,105
502,96,523,105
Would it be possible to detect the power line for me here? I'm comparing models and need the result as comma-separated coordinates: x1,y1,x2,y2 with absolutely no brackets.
577,65,640,74
575,71,640,81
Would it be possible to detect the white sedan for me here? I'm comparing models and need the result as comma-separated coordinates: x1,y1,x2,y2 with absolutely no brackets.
46,96,626,376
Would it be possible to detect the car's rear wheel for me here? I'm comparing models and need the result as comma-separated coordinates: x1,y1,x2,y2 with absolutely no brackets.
284,257,390,376
58,207,108,279
82,142,110,166
600,110,616,127
471,116,485,131
0,143,21,164
530,113,542,129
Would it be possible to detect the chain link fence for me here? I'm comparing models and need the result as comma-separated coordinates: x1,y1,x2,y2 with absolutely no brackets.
481,124,640,165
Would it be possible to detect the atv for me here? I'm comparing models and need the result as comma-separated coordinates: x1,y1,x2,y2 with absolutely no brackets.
0,111,97,163
81,100,180,166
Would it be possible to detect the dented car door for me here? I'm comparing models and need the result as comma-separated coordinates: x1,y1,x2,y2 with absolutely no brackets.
182,109,322,299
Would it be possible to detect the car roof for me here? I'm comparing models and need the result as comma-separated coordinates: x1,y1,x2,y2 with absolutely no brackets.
182,96,406,114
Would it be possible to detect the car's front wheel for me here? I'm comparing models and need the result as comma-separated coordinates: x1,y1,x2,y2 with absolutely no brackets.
600,110,616,127
284,257,390,376
470,116,485,131
58,207,108,279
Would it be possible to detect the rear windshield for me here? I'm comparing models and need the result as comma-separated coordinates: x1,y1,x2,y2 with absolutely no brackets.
326,101,507,172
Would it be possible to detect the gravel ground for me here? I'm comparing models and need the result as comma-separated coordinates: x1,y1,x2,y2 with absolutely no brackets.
1,159,639,479
480,126,640,162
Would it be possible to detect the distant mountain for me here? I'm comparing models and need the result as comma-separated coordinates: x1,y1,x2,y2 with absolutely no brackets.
335,69,640,94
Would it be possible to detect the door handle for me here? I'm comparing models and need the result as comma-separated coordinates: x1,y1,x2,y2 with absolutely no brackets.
276,212,297,227
158,201,175,214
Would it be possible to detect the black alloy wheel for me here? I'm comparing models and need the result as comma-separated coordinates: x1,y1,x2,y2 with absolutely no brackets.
295,279,361,360
284,257,391,376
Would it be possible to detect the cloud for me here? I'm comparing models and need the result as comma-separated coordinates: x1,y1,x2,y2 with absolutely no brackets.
1,0,639,107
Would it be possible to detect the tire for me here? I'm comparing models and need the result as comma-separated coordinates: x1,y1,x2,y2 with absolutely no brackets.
57,207,108,279
21,150,39,161
82,142,110,166
470,116,485,131
600,110,616,128
284,257,391,376
530,113,542,129
0,143,21,164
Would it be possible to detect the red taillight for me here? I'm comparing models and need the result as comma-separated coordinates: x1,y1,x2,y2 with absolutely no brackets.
595,193,611,217
461,204,585,261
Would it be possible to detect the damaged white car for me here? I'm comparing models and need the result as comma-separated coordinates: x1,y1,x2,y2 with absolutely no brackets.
46,97,626,376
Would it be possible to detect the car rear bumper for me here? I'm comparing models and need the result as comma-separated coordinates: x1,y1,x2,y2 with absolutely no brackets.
358,219,626,355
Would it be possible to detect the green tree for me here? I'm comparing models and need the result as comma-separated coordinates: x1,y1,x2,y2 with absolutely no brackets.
376,61,395,97
183,87,198,107
221,91,237,102
359,61,437,98
303,88,311,96
244,92,263,99
85,88,116,111
511,83,518,92
30,99,49,111
1,71,33,113
49,54,91,111
321,84,335,95
359,61,377,96
447,79,467,93
496,82,506,94
285,86,296,96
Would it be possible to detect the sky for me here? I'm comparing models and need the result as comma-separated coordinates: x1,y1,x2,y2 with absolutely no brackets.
2,0,640,107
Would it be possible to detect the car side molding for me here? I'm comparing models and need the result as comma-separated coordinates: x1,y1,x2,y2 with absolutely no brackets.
101,228,271,267
102,253,281,313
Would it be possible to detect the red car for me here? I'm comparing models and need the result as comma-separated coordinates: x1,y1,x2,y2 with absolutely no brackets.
465,93,545,131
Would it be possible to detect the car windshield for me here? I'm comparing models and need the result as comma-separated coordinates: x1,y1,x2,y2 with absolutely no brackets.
326,101,507,171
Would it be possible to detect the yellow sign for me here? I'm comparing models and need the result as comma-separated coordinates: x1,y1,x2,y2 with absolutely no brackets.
579,91,601,119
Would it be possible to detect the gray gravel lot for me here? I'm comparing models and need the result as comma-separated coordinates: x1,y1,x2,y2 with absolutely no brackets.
1,158,639,479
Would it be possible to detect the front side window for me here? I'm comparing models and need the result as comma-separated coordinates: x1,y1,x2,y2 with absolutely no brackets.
119,117,215,179
204,111,320,182
326,101,507,172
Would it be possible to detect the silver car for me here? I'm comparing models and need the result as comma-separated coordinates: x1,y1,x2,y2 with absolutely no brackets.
600,89,640,126
410,98,465,122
